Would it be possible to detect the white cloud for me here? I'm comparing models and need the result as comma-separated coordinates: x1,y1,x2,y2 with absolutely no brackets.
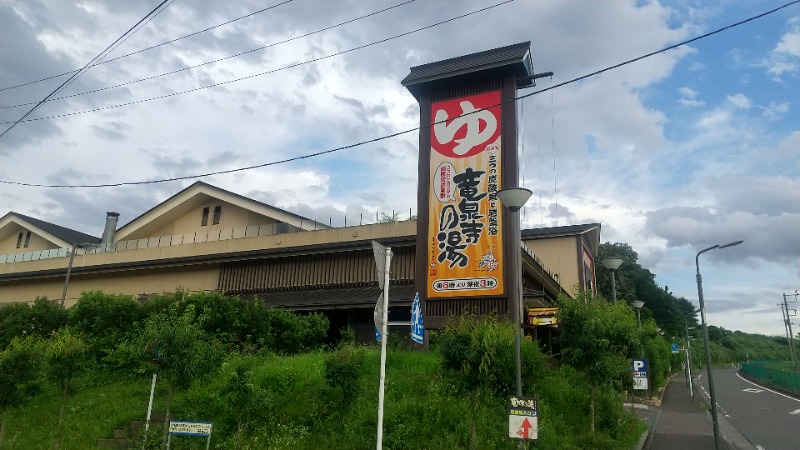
678,87,705,107
679,98,705,107
1,0,798,337
764,16,800,77
726,93,751,109
761,101,789,120
678,87,699,98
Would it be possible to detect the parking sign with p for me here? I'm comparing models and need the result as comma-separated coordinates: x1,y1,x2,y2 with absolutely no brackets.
632,358,648,390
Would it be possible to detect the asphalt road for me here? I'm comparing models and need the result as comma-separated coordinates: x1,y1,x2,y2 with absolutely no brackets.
695,368,800,450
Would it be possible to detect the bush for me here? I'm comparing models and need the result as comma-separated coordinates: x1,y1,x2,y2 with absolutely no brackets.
0,298,67,349
68,291,143,356
323,345,364,405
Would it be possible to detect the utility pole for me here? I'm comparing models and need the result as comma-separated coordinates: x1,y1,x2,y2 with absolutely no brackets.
782,292,798,368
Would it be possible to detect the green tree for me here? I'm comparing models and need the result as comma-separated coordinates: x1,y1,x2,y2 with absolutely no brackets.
0,298,68,349
0,336,43,447
134,304,224,445
436,317,517,449
596,242,698,338
68,291,143,357
378,212,400,223
45,328,90,450
557,292,640,432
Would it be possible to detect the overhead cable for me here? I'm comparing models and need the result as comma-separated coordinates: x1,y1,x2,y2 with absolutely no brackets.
0,0,174,140
1,0,797,188
0,0,512,123
0,0,296,93
0,0,417,110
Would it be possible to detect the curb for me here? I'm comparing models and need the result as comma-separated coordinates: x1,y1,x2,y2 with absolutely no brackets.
694,382,756,450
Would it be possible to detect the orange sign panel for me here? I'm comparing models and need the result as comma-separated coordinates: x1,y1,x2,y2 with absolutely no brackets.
427,90,504,298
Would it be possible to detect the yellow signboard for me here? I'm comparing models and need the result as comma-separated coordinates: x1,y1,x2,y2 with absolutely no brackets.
427,90,504,298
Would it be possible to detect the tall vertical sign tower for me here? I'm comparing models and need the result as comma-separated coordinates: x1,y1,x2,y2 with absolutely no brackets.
402,42,536,328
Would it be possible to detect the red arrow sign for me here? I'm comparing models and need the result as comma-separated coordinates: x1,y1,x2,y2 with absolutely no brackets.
518,418,532,439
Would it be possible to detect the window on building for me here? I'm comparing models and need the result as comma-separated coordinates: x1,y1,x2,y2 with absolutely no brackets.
201,207,210,226
212,205,222,225
23,231,32,248
584,263,594,292
16,232,23,248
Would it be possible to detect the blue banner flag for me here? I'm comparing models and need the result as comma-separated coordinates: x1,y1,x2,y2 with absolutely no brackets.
411,293,424,344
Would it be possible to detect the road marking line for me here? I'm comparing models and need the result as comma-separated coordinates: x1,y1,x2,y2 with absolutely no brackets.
743,388,764,393
736,372,800,403
756,445,765,450
790,409,800,415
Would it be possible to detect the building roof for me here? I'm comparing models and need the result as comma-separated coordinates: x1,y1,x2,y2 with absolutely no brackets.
0,212,101,247
522,222,602,257
114,181,328,241
401,42,534,99
521,223,601,239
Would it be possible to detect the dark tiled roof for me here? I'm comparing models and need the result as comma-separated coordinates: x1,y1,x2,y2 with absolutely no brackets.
402,42,533,98
521,223,601,239
9,212,101,245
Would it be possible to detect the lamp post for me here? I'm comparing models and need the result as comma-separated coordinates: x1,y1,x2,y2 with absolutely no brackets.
60,242,96,308
683,313,695,402
601,257,623,304
497,187,533,397
631,300,644,327
696,239,743,450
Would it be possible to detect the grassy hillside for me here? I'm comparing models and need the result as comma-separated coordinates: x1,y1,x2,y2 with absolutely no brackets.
1,346,643,450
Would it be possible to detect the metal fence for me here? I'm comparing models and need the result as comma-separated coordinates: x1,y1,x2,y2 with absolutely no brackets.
0,222,301,264
740,360,800,395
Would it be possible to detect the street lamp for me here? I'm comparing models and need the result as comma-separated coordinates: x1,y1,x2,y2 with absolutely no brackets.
60,242,97,308
497,187,533,397
696,239,743,450
683,313,695,402
631,300,644,327
601,257,623,304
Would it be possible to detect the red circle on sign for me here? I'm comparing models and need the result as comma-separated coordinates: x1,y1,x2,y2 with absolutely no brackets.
431,91,501,159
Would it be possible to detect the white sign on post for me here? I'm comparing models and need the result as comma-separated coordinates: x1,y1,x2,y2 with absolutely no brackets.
372,241,392,450
166,421,212,450
508,396,538,440
632,359,649,390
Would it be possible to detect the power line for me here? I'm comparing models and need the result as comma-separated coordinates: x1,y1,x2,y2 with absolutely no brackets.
0,0,417,111
0,0,797,189
0,0,511,124
0,0,296,93
0,0,174,140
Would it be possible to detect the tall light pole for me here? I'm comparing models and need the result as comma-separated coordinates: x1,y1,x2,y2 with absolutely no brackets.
781,293,798,367
61,243,82,308
683,313,695,402
631,300,644,327
696,239,743,450
497,187,532,397
60,242,96,308
601,257,623,304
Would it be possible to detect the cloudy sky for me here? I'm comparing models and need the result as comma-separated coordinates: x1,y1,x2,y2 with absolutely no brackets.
1,0,798,336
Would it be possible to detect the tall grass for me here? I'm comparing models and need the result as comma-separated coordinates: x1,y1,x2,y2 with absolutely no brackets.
1,347,643,450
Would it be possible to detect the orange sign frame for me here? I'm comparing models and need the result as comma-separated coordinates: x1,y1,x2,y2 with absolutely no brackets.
426,90,504,298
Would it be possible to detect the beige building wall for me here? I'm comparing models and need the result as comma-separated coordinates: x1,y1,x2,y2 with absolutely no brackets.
524,236,580,294
0,264,220,308
0,220,416,306
0,229,59,254
0,229,25,253
151,201,274,238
